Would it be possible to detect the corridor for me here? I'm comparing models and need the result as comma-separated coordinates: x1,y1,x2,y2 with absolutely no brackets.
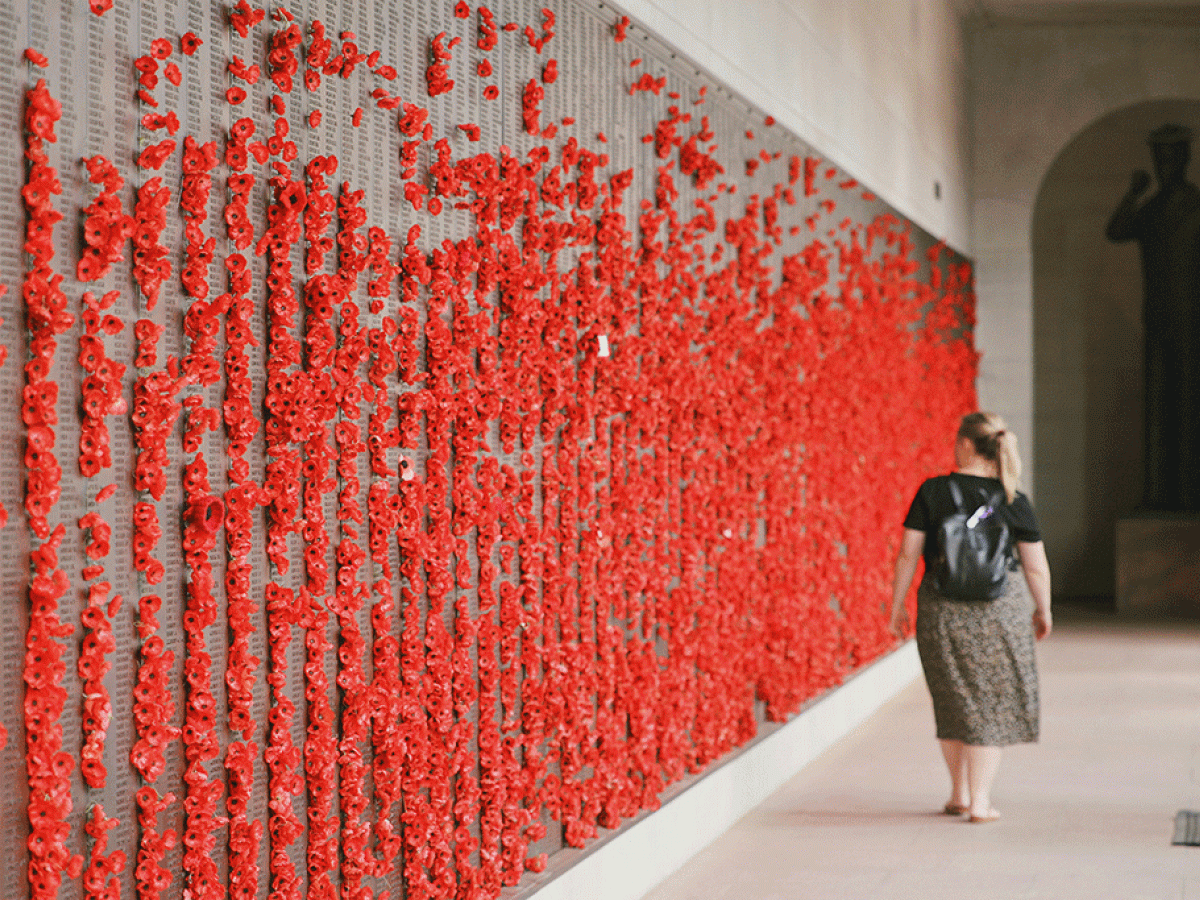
642,608,1200,900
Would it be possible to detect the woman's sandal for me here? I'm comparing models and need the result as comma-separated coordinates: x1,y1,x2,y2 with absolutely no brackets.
967,809,1001,823
943,802,968,815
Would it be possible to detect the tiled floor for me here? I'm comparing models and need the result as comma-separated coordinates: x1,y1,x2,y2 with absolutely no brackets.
642,609,1200,900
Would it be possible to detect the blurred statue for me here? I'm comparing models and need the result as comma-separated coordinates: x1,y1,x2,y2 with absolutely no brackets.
1106,123,1200,512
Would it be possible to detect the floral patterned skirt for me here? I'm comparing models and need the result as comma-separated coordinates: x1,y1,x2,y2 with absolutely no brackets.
915,575,1039,746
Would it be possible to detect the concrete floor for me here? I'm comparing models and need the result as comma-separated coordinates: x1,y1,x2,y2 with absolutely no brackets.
642,609,1200,900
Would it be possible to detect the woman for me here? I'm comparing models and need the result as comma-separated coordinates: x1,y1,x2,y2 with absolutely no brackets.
889,412,1052,823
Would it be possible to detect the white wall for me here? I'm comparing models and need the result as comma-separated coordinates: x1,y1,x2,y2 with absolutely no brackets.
615,0,972,251
970,21,1200,536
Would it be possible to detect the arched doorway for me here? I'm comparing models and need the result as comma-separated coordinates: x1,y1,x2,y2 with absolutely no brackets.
1032,99,1200,602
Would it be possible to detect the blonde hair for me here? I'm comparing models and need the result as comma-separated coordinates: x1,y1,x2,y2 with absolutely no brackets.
957,411,1022,503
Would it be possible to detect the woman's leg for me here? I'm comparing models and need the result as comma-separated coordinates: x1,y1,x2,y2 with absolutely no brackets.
938,739,969,810
962,744,1003,819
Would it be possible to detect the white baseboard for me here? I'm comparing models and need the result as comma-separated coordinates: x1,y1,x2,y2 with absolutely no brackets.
519,641,921,900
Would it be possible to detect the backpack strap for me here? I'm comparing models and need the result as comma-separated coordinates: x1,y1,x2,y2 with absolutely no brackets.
949,476,1004,516
980,486,1016,566
947,476,966,513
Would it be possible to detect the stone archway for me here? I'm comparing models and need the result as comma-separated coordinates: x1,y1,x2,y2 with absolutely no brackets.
969,21,1200,603
1032,99,1200,600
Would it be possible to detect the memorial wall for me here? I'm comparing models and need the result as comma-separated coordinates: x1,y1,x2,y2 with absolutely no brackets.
0,1,977,897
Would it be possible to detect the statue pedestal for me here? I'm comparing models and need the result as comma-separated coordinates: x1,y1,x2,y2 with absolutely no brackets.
1115,516,1200,618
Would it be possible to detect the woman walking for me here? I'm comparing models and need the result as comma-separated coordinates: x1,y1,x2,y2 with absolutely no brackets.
889,412,1052,823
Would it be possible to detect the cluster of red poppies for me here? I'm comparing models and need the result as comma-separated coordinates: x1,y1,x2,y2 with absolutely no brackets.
398,243,476,893
7,5,981,899
76,367,121,805
132,780,176,899
399,101,432,180
132,39,182,108
524,8,556,53
76,572,116,791
174,99,230,899
230,0,266,39
304,20,400,110
217,58,266,886
477,5,498,51
75,290,124,483
21,76,84,900
178,458,227,900
130,360,181,520
125,35,190,898
679,110,715,164
180,137,219,304
22,79,67,536
298,202,340,896
364,310,406,880
129,368,182,899
522,79,544,136
366,226,400,311
302,156,334,272
77,157,133,282
268,17,302,93
130,177,172,308
256,155,309,899
427,31,460,96
327,186,379,897
82,805,123,900
630,70,668,97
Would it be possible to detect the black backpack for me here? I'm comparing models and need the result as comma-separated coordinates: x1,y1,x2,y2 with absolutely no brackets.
933,478,1014,602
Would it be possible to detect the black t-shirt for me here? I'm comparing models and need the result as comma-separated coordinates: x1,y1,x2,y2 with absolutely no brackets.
903,473,1041,571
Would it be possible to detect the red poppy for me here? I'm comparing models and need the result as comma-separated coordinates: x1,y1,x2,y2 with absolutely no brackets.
228,55,260,84
137,139,175,170
225,143,248,170
141,111,179,133
230,0,265,38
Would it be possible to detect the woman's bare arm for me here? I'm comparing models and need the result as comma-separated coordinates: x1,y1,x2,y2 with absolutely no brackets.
1017,540,1052,639
889,527,925,638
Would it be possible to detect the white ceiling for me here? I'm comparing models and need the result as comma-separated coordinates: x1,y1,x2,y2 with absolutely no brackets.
960,0,1200,25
